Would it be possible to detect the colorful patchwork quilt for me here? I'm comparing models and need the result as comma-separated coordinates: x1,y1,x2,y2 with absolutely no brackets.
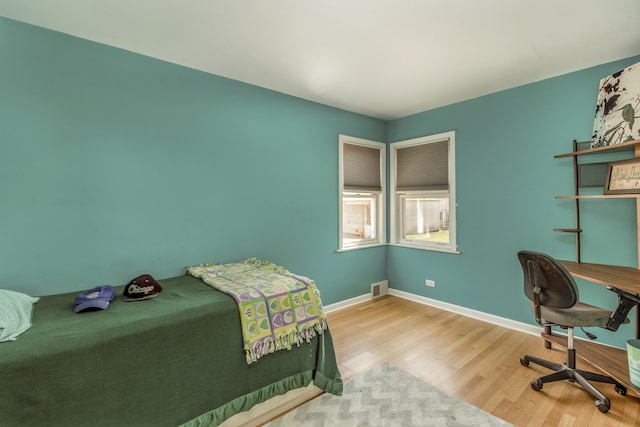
186,258,327,364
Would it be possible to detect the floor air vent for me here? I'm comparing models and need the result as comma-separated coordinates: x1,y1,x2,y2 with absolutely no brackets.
371,280,389,298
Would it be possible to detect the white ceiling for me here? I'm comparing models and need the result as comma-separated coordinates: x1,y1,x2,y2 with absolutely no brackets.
1,0,639,120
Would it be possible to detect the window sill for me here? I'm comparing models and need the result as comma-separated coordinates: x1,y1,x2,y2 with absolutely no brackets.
390,242,460,254
336,243,387,253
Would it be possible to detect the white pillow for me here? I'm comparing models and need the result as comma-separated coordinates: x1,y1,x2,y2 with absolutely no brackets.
0,289,39,342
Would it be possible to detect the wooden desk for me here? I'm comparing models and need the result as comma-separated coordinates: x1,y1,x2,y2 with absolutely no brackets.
551,141,640,398
560,260,640,295
543,260,640,397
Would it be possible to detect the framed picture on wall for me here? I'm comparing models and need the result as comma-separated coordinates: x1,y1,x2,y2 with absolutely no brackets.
591,61,640,148
604,158,640,194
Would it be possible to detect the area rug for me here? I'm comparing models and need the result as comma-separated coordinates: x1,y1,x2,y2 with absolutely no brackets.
266,363,512,426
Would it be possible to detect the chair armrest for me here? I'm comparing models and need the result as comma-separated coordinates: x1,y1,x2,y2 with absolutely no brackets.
605,286,640,331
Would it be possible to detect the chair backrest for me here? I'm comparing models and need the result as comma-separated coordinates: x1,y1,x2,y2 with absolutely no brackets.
517,250,579,309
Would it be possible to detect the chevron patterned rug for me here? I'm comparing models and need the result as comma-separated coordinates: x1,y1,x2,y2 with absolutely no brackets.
266,363,513,426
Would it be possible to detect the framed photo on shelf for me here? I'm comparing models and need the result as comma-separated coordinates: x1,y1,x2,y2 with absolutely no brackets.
604,158,640,194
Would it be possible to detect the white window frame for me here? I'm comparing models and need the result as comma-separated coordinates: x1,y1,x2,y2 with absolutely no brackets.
390,131,458,254
338,135,386,251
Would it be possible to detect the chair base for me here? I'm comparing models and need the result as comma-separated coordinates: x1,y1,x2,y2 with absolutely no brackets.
520,354,627,413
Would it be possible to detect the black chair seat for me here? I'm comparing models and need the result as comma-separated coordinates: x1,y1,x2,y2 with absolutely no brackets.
535,301,626,328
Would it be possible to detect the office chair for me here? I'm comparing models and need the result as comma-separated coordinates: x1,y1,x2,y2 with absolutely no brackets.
517,250,629,413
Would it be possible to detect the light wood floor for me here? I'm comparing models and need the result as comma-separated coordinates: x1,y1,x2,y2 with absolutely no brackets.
326,295,640,427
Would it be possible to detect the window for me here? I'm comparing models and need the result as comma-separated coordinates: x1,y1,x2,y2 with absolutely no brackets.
338,135,386,251
390,131,457,253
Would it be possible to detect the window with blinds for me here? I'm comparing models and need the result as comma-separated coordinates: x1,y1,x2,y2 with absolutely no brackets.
390,131,457,253
338,135,386,251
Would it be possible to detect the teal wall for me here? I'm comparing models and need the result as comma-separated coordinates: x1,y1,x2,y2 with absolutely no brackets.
2,17,638,348
387,55,640,348
0,17,388,303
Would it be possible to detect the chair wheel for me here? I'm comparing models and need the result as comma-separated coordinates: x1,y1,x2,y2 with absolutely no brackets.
520,357,529,367
615,384,627,396
530,379,542,391
596,400,609,413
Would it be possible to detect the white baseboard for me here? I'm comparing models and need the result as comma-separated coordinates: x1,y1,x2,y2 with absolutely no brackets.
388,288,542,336
324,294,371,313
324,288,542,337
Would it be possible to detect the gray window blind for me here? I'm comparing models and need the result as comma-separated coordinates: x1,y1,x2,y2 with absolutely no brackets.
343,143,381,191
396,139,449,192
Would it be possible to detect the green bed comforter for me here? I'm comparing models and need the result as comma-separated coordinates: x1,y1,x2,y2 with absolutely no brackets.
0,275,343,427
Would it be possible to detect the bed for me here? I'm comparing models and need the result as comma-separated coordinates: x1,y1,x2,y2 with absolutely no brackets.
0,270,343,426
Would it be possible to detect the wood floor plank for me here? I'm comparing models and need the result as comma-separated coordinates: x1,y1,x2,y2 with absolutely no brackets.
326,295,640,427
